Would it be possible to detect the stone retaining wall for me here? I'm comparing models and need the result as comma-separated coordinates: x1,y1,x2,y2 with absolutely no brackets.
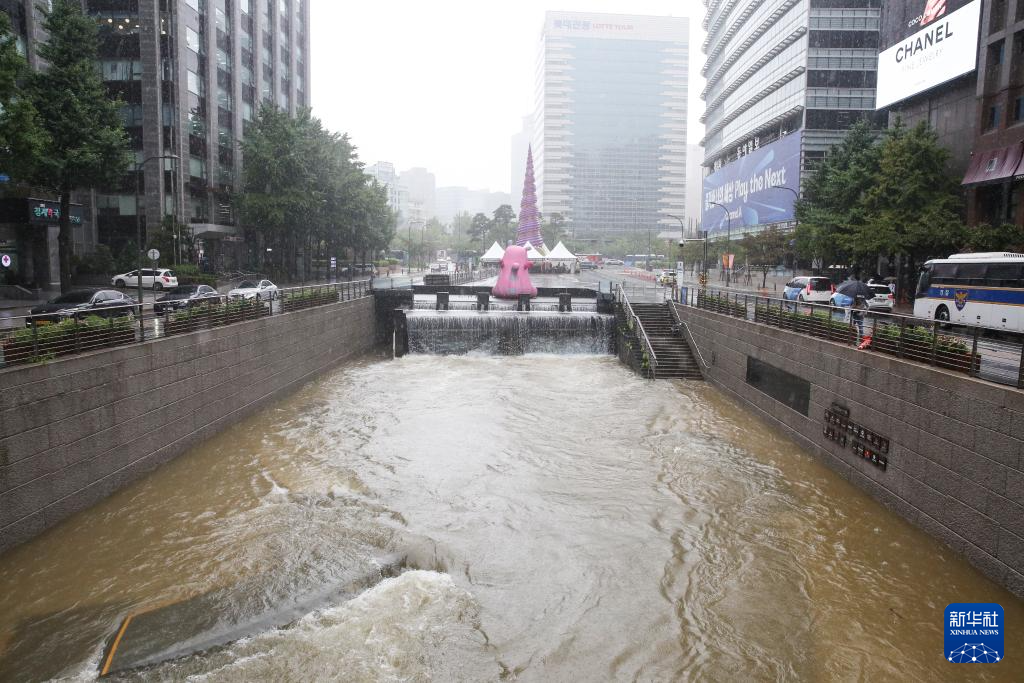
0,297,376,554
675,302,1024,598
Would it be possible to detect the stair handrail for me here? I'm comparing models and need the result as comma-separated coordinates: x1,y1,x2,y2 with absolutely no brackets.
668,304,711,370
617,284,659,379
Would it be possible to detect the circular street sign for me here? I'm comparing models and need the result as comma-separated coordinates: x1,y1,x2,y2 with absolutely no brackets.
1,254,11,268
147,248,160,261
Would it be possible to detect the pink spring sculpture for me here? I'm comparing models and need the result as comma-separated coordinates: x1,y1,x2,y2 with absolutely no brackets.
491,245,537,299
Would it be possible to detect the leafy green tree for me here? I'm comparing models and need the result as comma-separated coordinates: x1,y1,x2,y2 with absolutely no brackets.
859,121,964,265
450,211,474,251
0,12,46,182
487,204,517,246
964,223,1024,253
26,0,131,291
794,120,879,271
741,226,788,287
468,212,490,244
541,212,567,245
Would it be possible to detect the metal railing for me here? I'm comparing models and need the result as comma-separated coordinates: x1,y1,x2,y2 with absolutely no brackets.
0,280,371,369
668,303,711,370
680,286,1024,389
371,268,497,290
616,284,659,379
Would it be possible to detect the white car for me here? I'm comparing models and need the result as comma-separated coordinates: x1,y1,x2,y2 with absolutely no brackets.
865,282,895,311
783,276,834,303
112,268,178,290
228,279,278,301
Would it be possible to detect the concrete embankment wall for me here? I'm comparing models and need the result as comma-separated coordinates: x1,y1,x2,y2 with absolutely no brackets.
674,303,1024,598
0,297,376,554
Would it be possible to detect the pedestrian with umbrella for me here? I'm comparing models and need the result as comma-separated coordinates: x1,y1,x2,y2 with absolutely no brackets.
834,277,874,342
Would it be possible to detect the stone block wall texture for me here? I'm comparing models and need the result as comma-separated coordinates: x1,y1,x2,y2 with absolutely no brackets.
674,303,1024,598
0,297,376,554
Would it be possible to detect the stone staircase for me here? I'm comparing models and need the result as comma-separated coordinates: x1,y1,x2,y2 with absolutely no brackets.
631,303,704,380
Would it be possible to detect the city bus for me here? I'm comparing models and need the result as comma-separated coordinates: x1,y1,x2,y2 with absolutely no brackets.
914,252,1024,330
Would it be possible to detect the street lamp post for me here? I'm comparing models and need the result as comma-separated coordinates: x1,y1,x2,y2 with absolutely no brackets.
135,154,179,337
707,201,732,287
667,213,684,270
406,218,424,274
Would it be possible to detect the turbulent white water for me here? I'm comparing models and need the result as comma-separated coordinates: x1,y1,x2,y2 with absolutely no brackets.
0,355,1020,681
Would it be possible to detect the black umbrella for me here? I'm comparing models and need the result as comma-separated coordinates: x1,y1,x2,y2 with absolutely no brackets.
836,280,874,300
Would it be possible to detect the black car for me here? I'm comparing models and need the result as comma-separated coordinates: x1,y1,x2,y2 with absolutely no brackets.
153,284,221,314
27,289,138,326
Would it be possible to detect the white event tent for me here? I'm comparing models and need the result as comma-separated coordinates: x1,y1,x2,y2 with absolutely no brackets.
546,241,576,265
481,241,505,264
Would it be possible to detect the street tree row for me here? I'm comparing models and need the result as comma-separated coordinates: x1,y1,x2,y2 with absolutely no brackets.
794,120,1024,287
235,107,395,282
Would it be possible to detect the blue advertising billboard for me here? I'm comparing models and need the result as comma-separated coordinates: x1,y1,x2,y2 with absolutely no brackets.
702,132,802,237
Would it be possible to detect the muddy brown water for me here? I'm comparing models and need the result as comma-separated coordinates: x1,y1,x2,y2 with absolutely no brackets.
0,354,1020,681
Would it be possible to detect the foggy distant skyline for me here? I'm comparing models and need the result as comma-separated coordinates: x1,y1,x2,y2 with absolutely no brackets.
310,1,705,194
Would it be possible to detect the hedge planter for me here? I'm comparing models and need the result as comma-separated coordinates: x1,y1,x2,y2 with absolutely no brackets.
1,317,135,366
165,300,265,336
697,292,747,318
281,289,340,313
872,324,980,374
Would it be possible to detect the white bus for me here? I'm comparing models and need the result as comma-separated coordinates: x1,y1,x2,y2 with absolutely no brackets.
914,252,1024,330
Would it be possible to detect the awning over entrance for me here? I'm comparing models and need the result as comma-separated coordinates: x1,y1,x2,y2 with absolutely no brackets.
962,142,1024,186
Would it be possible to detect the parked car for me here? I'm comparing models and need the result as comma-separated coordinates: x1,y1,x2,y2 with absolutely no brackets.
227,279,278,301
153,284,222,314
783,276,834,303
834,282,894,312
111,268,178,291
604,258,624,266
579,260,597,270
659,270,678,286
27,288,137,326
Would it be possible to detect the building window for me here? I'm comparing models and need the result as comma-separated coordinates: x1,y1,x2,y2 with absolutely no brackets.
1015,95,1024,122
986,103,1002,131
186,27,201,53
187,70,204,95
240,0,251,14
991,0,1007,33
990,40,1005,67
100,60,141,82
185,0,201,11
189,157,207,180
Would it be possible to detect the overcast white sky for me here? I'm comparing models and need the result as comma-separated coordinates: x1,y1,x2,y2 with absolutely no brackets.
310,0,706,194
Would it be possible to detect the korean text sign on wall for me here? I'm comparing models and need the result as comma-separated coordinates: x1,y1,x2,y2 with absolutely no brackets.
701,132,801,237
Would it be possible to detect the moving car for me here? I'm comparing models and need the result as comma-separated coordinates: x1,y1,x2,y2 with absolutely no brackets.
579,260,597,270
111,268,178,290
604,258,624,266
153,284,222,314
27,288,137,326
659,270,677,286
227,279,278,301
782,276,834,303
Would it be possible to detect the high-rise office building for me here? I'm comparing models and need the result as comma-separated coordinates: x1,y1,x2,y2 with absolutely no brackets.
86,0,311,270
366,161,401,217
700,0,881,237
534,12,688,245
398,167,436,224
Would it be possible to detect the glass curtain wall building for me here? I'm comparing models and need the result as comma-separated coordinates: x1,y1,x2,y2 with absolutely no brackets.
534,12,688,246
701,0,883,231
86,0,310,269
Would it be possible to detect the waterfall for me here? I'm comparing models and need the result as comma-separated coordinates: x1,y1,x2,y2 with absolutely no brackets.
405,310,614,355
